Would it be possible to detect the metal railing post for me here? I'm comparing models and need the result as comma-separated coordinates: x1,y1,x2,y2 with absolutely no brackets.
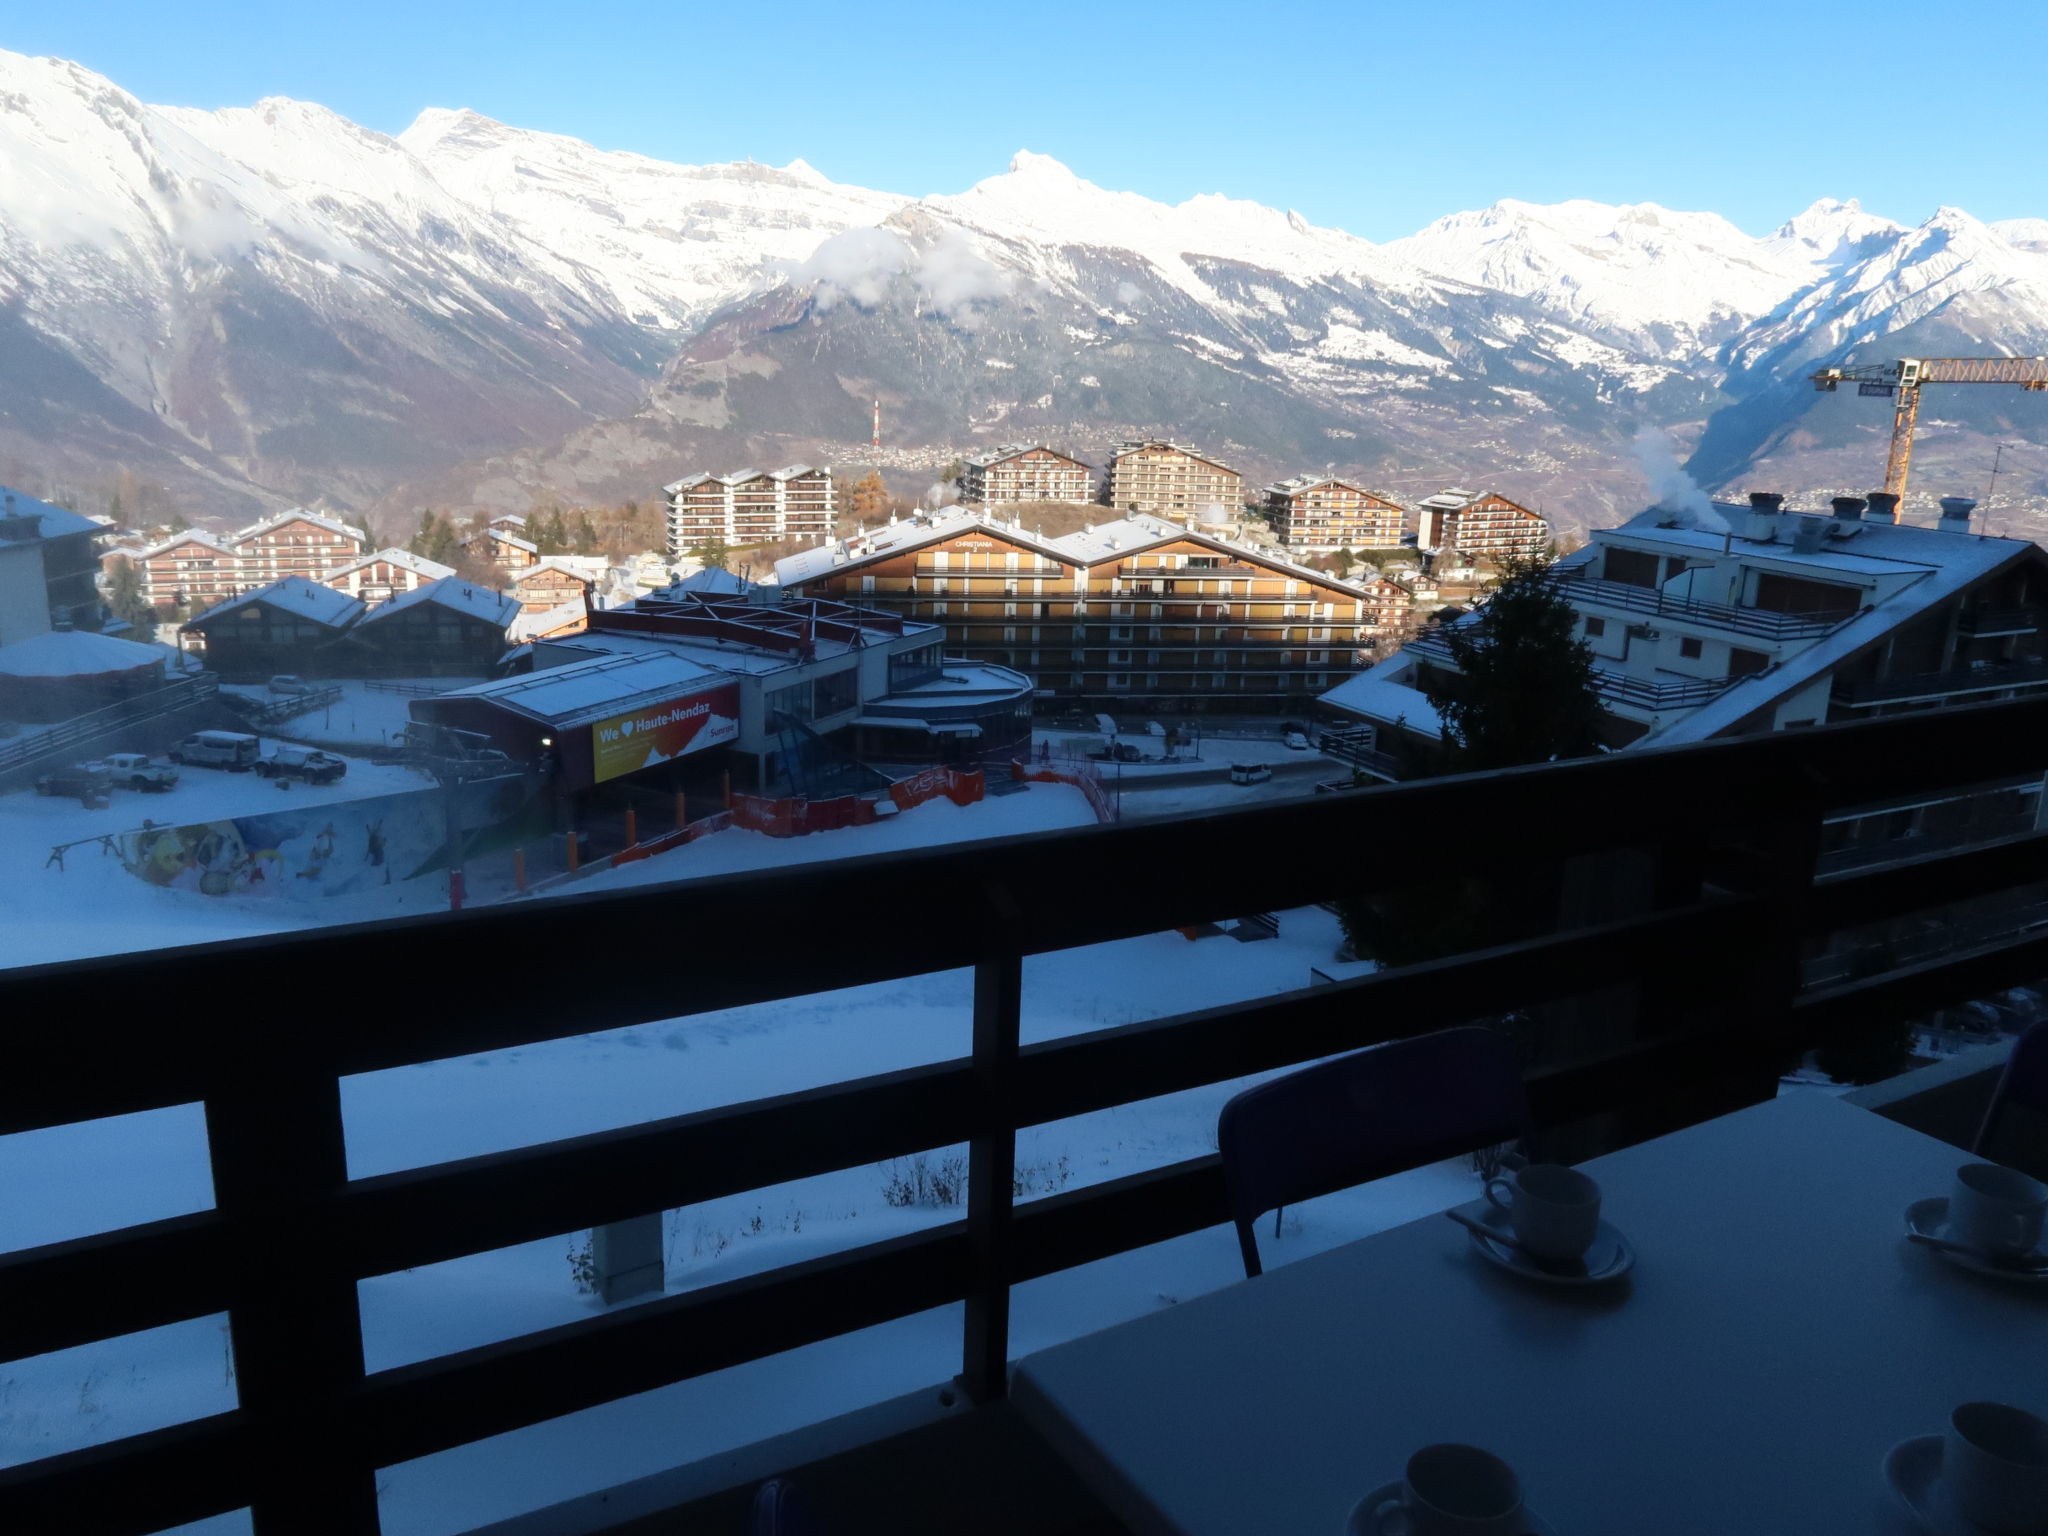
206,1065,379,1534
962,952,1022,1402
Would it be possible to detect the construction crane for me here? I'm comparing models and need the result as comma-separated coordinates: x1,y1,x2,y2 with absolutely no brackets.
1810,356,2048,504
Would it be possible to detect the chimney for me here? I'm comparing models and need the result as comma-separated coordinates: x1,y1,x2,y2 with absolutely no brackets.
1938,496,1977,534
1745,491,1785,542
1791,516,1829,555
1865,491,1900,524
1830,496,1867,523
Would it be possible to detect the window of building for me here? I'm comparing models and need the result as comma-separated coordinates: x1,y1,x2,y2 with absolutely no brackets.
1107,674,1131,690
1584,617,1606,637
1728,648,1770,677
1679,636,1703,659
767,679,815,722
860,575,875,594
1602,548,1662,589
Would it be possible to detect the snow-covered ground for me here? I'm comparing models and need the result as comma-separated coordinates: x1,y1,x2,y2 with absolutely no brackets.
0,755,443,968
221,678,487,751
0,766,1492,1535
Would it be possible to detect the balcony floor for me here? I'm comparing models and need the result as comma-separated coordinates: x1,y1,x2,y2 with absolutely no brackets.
579,1401,1132,1536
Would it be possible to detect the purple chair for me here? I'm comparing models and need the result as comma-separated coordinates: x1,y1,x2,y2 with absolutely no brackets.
1973,1021,2048,1170
751,1477,825,1536
1217,1025,1532,1278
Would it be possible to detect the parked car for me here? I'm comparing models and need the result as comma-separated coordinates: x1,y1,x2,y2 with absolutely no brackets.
101,752,180,792
1283,731,1311,751
171,730,262,771
256,744,348,785
1229,762,1273,785
267,675,314,696
35,761,113,803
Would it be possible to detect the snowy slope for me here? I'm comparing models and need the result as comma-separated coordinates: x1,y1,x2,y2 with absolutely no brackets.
399,108,910,331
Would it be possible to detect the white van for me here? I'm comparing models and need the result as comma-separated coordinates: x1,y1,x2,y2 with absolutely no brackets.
171,730,261,771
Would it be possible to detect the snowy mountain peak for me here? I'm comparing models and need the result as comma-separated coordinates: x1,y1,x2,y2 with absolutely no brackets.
1766,197,1903,268
1004,149,1079,179
1993,218,2048,255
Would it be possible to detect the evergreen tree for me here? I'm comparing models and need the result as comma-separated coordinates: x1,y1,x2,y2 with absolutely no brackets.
105,557,156,630
691,535,734,573
1423,552,1605,773
571,511,599,555
1334,553,1606,969
108,489,125,527
166,511,190,535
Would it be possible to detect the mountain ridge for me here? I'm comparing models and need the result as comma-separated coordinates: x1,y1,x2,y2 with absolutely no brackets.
2,46,2044,538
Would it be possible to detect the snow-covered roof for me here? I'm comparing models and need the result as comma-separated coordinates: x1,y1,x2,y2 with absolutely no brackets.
662,463,830,494
775,505,1380,596
0,626,168,678
0,487,106,543
1625,505,2038,743
509,598,591,642
319,547,455,583
1108,440,1238,475
185,577,365,629
471,528,538,553
1316,675,1447,740
774,506,1075,586
233,507,367,545
425,650,729,728
359,578,519,628
134,529,238,558
513,555,609,583
668,567,752,596
1415,486,1484,512
963,442,1090,470
1263,473,1390,503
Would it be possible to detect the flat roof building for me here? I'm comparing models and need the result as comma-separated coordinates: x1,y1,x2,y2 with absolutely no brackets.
664,466,835,559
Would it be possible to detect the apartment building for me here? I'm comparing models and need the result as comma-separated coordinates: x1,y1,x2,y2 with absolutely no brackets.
957,445,1093,508
133,510,368,608
663,465,836,558
1414,488,1549,563
1263,476,1407,552
776,508,1412,712
318,548,453,606
1325,492,2048,773
1101,441,1242,523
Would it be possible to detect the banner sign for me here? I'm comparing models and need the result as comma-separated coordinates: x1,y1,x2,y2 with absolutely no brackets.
591,682,740,783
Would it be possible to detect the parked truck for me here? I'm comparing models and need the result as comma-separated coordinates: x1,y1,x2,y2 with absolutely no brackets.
101,752,180,792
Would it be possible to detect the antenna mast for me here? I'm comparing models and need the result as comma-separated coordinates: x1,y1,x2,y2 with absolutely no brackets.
872,399,881,450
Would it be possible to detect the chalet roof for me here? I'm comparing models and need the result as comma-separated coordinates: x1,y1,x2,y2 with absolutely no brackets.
1317,675,1447,740
233,508,367,545
135,529,238,558
0,488,110,544
469,528,539,553
184,578,365,630
1263,473,1397,504
963,442,1090,472
359,578,519,629
509,598,591,642
775,506,1380,596
662,463,831,494
319,547,454,583
1107,440,1239,477
514,555,610,584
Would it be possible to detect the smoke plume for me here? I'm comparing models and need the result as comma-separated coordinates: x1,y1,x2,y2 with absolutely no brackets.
1634,426,1729,532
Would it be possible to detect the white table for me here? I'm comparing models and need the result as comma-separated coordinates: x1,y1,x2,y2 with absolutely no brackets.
1012,1093,2048,1536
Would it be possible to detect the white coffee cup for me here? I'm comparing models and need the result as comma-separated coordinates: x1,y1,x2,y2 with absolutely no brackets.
1944,1401,2048,1533
1484,1162,1601,1265
1948,1163,2048,1260
1374,1443,1527,1536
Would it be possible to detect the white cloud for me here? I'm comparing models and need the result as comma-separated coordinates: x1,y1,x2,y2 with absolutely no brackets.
783,226,1014,324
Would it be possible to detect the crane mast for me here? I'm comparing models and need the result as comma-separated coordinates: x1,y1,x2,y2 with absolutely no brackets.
1810,356,2048,503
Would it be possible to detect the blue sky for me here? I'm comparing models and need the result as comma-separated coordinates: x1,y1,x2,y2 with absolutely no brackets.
8,0,2044,240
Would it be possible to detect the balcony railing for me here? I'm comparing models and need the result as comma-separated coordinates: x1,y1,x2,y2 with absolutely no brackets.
1407,632,1740,711
1839,655,2048,706
1554,575,1851,641
8,700,2048,1534
1955,606,2046,638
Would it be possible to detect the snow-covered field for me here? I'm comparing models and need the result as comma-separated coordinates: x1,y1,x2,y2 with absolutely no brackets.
222,678,487,751
0,767,1497,1536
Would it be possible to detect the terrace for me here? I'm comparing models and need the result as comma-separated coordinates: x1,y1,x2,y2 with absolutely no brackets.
5,698,2048,1534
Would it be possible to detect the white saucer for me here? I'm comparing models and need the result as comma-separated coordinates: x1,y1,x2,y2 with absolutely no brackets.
1347,1482,1556,1535
1905,1197,2048,1283
1451,1199,1635,1286
1885,1434,2010,1535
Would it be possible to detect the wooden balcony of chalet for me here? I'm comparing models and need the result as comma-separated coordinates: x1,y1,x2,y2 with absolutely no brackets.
7,699,2048,1534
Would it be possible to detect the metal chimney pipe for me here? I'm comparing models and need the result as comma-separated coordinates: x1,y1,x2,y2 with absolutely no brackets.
1830,496,1867,522
1865,492,1901,524
1938,496,1978,534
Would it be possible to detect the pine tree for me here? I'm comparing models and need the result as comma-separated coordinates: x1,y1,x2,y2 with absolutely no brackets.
1423,552,1604,773
691,535,734,573
105,557,156,630
571,511,599,555
166,511,190,535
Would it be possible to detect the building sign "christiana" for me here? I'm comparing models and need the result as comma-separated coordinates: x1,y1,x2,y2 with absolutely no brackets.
590,682,741,784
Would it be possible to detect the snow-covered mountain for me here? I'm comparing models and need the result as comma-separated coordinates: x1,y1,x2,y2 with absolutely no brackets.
2,45,2044,535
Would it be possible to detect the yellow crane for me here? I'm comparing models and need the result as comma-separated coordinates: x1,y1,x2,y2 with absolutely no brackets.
1809,356,2048,503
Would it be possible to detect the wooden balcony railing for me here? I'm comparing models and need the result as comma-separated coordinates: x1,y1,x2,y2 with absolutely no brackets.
6,699,2048,1533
